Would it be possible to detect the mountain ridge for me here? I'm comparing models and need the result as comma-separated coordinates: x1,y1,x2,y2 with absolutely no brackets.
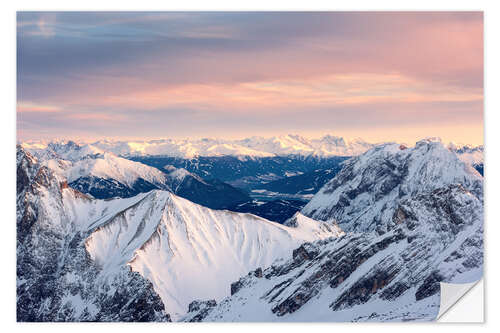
85,189,343,319
16,145,343,320
16,137,484,322
20,135,483,160
302,139,483,233
21,135,378,158
24,141,251,209
183,140,483,322
16,146,170,322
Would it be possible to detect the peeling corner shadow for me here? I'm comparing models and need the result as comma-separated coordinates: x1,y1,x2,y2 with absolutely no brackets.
437,279,482,321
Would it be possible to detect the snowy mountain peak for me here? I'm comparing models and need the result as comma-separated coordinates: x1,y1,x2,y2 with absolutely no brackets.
85,189,341,319
17,148,170,321
302,140,483,233
319,135,346,146
188,178,482,321
447,142,484,168
181,140,483,323
20,136,484,163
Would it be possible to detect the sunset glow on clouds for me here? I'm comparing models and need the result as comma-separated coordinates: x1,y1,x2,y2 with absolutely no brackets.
17,12,483,144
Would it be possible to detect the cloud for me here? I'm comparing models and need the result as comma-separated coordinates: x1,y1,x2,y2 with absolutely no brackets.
17,101,61,113
16,12,483,144
18,12,57,37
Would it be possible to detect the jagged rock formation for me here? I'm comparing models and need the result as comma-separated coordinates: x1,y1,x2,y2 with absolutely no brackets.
302,139,482,233
17,146,342,321
184,140,483,322
17,138,483,322
16,146,170,322
184,300,218,322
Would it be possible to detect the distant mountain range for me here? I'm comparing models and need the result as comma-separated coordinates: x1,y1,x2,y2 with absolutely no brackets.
448,143,484,175
20,137,484,224
26,141,250,210
20,135,484,158
22,134,377,158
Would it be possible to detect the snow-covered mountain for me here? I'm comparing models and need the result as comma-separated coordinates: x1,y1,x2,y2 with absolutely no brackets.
183,139,483,322
22,135,377,158
17,146,342,321
25,141,169,192
21,136,484,164
17,147,170,321
302,139,483,233
23,141,250,209
86,191,342,319
50,152,169,193
448,143,484,175
16,138,483,322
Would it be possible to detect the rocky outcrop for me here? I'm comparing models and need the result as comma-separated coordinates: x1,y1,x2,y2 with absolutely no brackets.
302,139,483,233
16,147,170,322
185,300,217,322
186,142,483,322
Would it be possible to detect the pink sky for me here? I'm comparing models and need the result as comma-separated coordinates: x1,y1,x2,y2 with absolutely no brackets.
17,12,483,145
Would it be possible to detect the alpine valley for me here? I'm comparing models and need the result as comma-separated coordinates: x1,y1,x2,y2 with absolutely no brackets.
17,135,483,322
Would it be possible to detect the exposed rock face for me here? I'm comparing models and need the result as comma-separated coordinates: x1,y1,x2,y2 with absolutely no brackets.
185,141,483,322
18,144,342,321
17,139,483,322
16,147,170,322
302,139,483,233
231,280,244,296
184,300,218,322
231,267,265,296
188,299,217,313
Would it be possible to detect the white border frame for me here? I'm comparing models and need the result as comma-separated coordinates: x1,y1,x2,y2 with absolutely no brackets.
2,1,498,331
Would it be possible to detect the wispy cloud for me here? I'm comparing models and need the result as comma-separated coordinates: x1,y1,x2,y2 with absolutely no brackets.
16,12,483,144
18,12,57,37
17,101,61,113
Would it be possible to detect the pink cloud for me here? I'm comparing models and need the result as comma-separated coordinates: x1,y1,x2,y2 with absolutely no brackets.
17,12,483,143
17,102,61,113
91,72,482,115
66,113,125,121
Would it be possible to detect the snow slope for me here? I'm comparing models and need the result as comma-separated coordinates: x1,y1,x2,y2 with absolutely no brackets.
26,141,169,190
85,191,342,319
186,183,482,322
183,141,483,322
23,142,251,209
16,147,169,321
17,137,483,322
302,139,483,232
448,143,484,169
18,145,342,320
